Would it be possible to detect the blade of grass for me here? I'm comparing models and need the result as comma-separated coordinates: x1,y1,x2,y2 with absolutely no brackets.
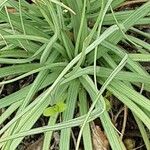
5,85,68,149
0,71,60,109
80,75,126,150
133,114,150,150
74,0,87,56
110,81,150,112
59,80,80,150
129,54,150,62
42,92,68,150
2,51,60,148
0,102,21,125
107,84,150,129
94,0,112,87
0,24,119,136
79,87,93,150
0,107,105,143
0,0,8,9
76,54,128,150
0,62,66,86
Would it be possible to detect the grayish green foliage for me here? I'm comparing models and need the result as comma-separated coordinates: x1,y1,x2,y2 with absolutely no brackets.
0,0,150,150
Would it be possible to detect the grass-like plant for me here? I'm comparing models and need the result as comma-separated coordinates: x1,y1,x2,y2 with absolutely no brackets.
0,0,150,149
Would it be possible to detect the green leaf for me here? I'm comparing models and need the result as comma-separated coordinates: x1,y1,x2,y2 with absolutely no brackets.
57,101,67,113
43,107,57,117
43,101,67,117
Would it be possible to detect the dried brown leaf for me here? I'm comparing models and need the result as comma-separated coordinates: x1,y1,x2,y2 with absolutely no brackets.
91,123,109,150
26,137,43,150
7,7,17,13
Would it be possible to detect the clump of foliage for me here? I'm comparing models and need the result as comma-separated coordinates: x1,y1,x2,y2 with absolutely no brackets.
0,0,150,150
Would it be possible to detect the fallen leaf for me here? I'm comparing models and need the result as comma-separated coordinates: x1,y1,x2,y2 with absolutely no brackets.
7,7,17,13
91,123,109,150
26,137,43,150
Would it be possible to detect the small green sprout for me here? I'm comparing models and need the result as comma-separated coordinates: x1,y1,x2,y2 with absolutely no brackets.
43,101,67,117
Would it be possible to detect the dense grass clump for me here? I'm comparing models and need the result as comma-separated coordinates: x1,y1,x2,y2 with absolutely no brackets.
0,0,150,149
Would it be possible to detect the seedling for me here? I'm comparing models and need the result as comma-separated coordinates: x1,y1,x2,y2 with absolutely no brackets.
43,101,67,117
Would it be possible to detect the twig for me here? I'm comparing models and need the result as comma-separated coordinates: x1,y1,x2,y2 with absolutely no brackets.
118,0,148,8
114,107,124,123
71,130,77,148
133,144,145,150
120,106,128,139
